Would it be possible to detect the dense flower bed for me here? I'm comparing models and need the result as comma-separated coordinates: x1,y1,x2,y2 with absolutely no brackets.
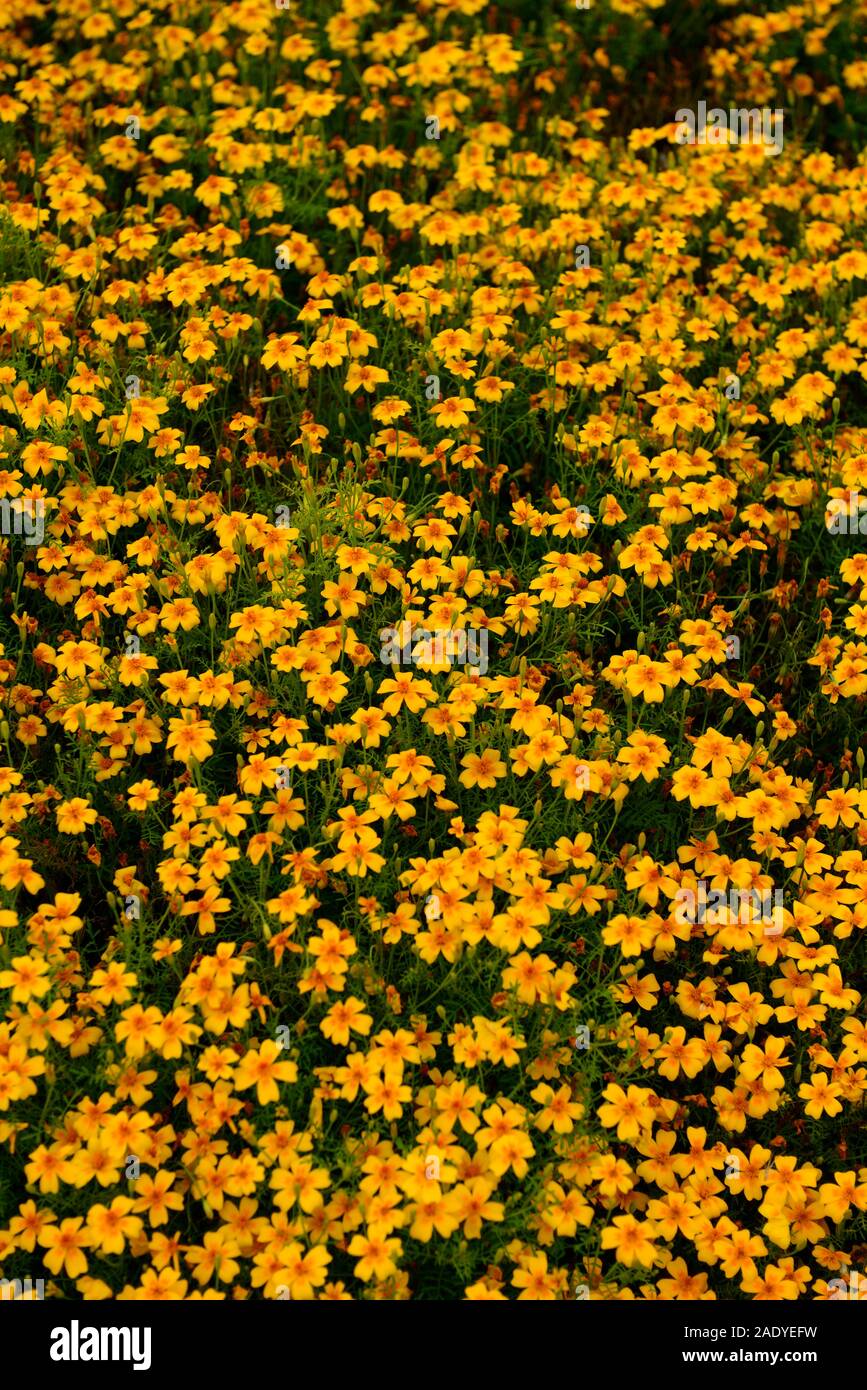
1,0,866,1300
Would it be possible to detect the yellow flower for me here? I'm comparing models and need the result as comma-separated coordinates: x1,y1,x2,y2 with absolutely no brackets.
234,1041,298,1106
0,953,51,1001
39,1217,92,1278
56,797,98,833
600,1214,658,1267
165,714,216,764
